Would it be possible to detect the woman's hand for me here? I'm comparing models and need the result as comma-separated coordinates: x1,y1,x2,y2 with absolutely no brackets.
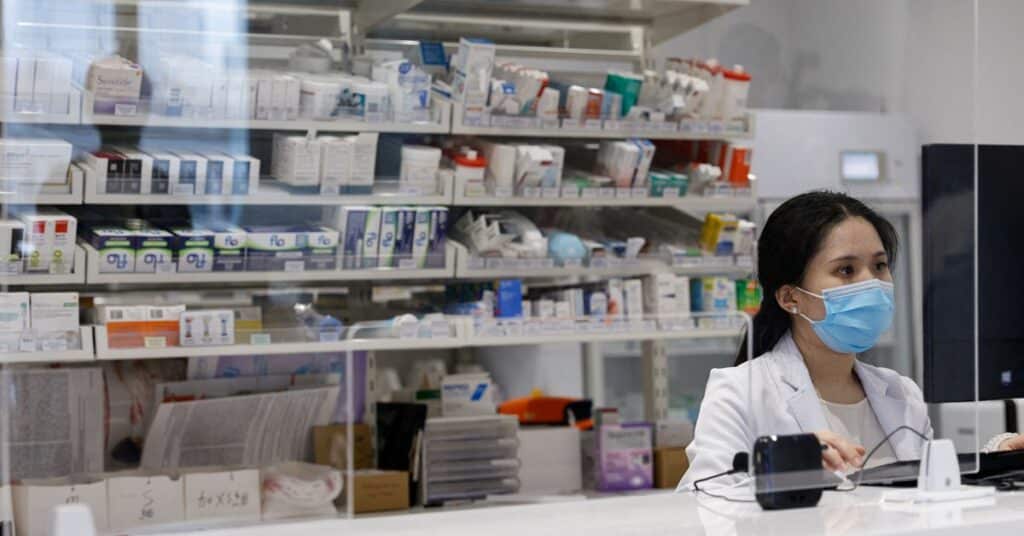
815,430,866,472
998,434,1024,451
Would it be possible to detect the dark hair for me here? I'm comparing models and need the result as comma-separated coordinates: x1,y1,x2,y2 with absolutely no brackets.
735,191,899,364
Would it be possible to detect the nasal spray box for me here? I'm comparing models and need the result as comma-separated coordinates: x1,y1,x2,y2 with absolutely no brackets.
84,226,135,273
179,309,234,346
334,207,371,270
243,225,305,272
303,226,339,271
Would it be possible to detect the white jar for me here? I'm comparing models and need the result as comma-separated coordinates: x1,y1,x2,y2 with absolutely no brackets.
719,65,751,121
400,145,442,191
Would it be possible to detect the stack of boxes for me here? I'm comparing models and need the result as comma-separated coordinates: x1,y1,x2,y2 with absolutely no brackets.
272,133,379,195
85,147,260,197
4,209,77,274
1,50,74,114
0,291,79,351
335,206,448,270
421,415,520,506
595,139,655,189
452,38,497,125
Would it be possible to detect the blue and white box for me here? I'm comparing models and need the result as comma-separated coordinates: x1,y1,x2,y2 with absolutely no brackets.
84,227,135,273
134,228,175,273
243,225,304,271
168,228,215,272
303,226,339,271
393,208,417,268
411,208,432,269
427,207,448,269
208,224,246,272
335,207,371,270
361,208,383,269
378,208,400,268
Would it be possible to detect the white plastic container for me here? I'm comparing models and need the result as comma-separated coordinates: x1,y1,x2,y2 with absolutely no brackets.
719,65,751,121
455,149,487,197
537,87,560,122
400,145,441,192
299,75,343,119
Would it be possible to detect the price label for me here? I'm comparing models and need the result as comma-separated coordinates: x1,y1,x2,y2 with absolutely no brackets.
41,338,68,352
398,321,418,339
107,475,185,529
429,320,450,339
114,103,138,116
562,259,583,268
675,255,704,267
494,186,513,198
284,261,305,272
184,470,261,522
693,121,710,134
249,333,272,345
582,120,604,131
522,187,541,198
631,187,648,198
398,259,417,269
542,187,560,198
561,185,580,198
581,188,600,199
599,188,616,199
485,258,504,269
561,119,584,130
616,188,632,199
155,262,176,274
524,322,543,336
540,119,560,129
736,256,754,269
679,120,696,134
662,189,680,199
144,336,167,349
503,320,524,337
589,257,609,269
708,121,726,134
398,184,425,195
467,257,486,270
18,334,35,352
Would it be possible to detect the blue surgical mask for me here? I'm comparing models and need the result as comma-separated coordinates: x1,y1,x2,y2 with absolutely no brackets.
795,279,895,354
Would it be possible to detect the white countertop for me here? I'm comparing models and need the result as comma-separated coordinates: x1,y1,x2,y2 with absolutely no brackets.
152,487,1024,536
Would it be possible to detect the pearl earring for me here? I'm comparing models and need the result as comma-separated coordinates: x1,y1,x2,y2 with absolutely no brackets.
791,307,798,314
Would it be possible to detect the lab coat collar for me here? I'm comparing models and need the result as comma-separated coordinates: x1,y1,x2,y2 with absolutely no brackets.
770,332,917,460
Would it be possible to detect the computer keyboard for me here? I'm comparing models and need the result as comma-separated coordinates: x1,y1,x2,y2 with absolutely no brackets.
851,450,1024,487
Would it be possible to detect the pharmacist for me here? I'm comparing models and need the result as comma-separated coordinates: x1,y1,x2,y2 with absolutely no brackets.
679,191,1024,490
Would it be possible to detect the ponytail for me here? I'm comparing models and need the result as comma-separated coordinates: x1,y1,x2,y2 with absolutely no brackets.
735,293,791,365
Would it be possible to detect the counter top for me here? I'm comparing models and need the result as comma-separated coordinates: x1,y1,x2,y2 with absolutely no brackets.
152,486,1024,536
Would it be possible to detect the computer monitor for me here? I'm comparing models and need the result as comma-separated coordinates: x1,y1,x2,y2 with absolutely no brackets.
922,144,1024,402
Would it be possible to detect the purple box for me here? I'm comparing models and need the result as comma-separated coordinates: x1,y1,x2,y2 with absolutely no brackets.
594,423,653,491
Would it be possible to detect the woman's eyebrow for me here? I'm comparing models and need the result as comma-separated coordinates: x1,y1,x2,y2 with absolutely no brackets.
828,255,859,263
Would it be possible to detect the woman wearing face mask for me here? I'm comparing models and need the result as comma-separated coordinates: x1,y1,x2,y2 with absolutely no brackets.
678,191,1024,490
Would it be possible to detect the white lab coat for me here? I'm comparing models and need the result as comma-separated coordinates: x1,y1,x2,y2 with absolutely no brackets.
677,331,932,490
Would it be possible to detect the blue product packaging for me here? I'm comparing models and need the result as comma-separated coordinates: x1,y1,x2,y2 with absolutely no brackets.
133,228,174,273
393,208,417,268
303,226,340,271
378,208,399,268
207,223,247,272
427,207,449,269
336,207,371,270
85,226,136,273
168,228,215,272
494,279,523,318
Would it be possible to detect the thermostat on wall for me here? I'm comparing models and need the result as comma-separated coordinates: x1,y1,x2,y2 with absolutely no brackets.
840,151,885,182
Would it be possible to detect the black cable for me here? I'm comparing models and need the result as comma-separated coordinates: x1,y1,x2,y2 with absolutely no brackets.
691,453,757,503
836,425,931,492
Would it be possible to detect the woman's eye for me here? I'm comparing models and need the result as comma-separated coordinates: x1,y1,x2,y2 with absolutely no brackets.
837,265,854,276
876,262,889,271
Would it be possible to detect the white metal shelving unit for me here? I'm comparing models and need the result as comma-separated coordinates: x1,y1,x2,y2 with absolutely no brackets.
0,327,94,364
0,164,85,205
452,190,758,211
0,89,83,126
0,245,87,286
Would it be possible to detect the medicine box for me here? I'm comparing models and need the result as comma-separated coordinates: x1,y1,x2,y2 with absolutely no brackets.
653,447,689,489
623,279,645,320
361,208,383,269
0,219,24,264
427,207,448,269
0,292,30,332
393,208,417,268
169,151,208,197
134,228,174,273
341,471,409,514
106,473,186,531
141,149,178,196
318,136,356,195
0,138,72,184
103,305,183,348
272,134,321,187
411,208,432,269
207,224,246,272
243,225,304,272
589,424,653,491
168,228,215,272
222,152,260,195
519,427,582,494
111,146,154,194
180,309,234,346
350,133,378,194
441,373,495,417
84,226,136,272
313,424,374,470
303,226,340,271
196,151,229,195
377,208,399,268
335,206,371,270
29,292,78,334
86,55,142,114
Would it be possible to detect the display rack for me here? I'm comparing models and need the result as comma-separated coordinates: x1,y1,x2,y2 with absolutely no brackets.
0,326,95,364
0,164,85,206
0,245,87,286
80,91,453,134
0,88,83,125
82,243,457,286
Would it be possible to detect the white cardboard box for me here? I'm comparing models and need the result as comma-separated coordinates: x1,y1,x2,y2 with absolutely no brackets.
13,478,108,536
519,427,582,495
0,138,72,184
106,473,185,531
30,292,78,334
183,469,260,523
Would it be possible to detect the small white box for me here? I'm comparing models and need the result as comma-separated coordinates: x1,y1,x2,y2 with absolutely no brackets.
623,279,645,320
378,208,400,268
106,473,185,531
141,149,180,195
111,146,154,195
673,275,692,319
196,151,230,195
0,219,24,262
221,153,260,196
606,278,624,319
350,133,378,194
0,138,72,184
30,292,78,334
254,75,272,120
411,208,432,269
644,273,678,317
211,78,229,119
169,151,208,196
86,55,142,115
318,136,355,195
14,478,108,536
272,134,321,187
519,427,582,494
286,76,300,119
225,77,245,119
270,76,290,121
655,419,694,448
441,373,495,416
0,292,30,332
49,55,72,113
180,309,234,346
0,56,17,96
14,56,35,111
15,212,51,272
30,57,52,112
183,469,260,523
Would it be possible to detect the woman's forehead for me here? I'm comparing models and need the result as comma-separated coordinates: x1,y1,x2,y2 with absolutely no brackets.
817,218,884,257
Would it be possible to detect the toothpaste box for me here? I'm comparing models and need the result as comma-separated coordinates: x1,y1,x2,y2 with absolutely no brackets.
426,207,448,269
392,208,417,268
84,226,136,273
361,208,383,269
167,228,215,272
243,225,304,271
334,207,371,270
303,226,340,271
133,228,174,273
206,223,246,272
377,208,400,268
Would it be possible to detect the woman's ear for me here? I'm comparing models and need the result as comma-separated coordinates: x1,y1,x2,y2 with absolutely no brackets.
776,285,800,315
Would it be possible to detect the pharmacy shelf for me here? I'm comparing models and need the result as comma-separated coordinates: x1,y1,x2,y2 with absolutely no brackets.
0,89,83,125
0,245,87,286
80,91,452,134
452,242,753,280
82,243,455,285
467,325,742,348
0,164,85,205
0,327,95,364
84,170,452,206
93,325,359,360
450,105,755,140
452,190,757,212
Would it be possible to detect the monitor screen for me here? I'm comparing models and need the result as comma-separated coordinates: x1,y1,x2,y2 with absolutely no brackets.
922,144,1024,402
